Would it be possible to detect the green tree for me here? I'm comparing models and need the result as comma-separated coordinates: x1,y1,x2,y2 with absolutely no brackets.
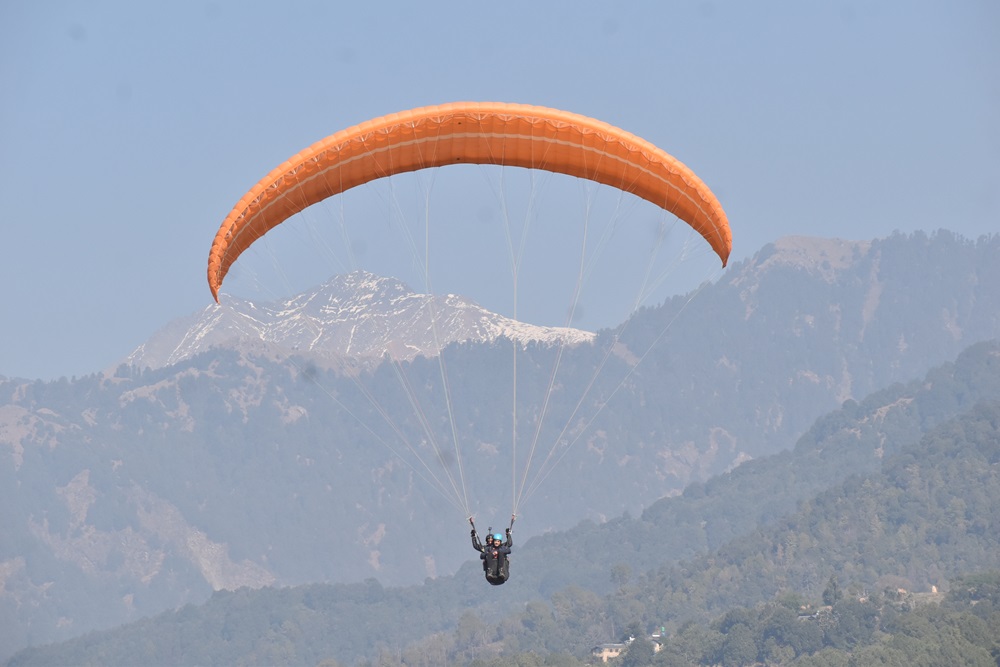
721,623,757,666
622,636,656,667
657,623,723,666
791,647,850,667
611,563,633,588
822,576,843,606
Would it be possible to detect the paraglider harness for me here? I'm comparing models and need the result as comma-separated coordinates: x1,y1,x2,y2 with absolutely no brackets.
470,516,514,586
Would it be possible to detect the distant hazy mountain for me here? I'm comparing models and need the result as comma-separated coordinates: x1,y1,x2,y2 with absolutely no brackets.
125,270,595,370
9,344,1000,667
1,231,998,661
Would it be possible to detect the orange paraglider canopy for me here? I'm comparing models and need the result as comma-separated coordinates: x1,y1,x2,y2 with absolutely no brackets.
208,102,731,301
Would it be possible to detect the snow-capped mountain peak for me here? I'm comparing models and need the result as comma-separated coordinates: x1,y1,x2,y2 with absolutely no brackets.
126,271,595,371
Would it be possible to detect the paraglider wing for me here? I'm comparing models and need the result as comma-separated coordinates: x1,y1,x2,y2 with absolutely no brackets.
207,102,731,302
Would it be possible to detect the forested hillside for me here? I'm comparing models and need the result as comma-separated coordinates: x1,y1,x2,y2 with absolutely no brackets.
499,341,1000,596
2,232,999,661
9,343,1000,666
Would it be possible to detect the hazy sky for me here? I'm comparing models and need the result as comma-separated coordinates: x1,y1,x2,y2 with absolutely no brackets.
2,1,997,381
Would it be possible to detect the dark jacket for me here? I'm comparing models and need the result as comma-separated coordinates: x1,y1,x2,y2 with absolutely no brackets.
483,543,511,581
471,530,512,553
475,530,512,582
471,529,513,582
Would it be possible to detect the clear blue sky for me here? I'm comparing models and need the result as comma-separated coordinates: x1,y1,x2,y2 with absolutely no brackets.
1,1,997,380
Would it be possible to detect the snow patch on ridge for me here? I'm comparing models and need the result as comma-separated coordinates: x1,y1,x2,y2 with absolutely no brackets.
126,271,595,371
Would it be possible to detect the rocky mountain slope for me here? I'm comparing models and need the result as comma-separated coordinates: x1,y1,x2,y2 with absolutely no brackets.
9,342,1000,667
1,230,998,660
